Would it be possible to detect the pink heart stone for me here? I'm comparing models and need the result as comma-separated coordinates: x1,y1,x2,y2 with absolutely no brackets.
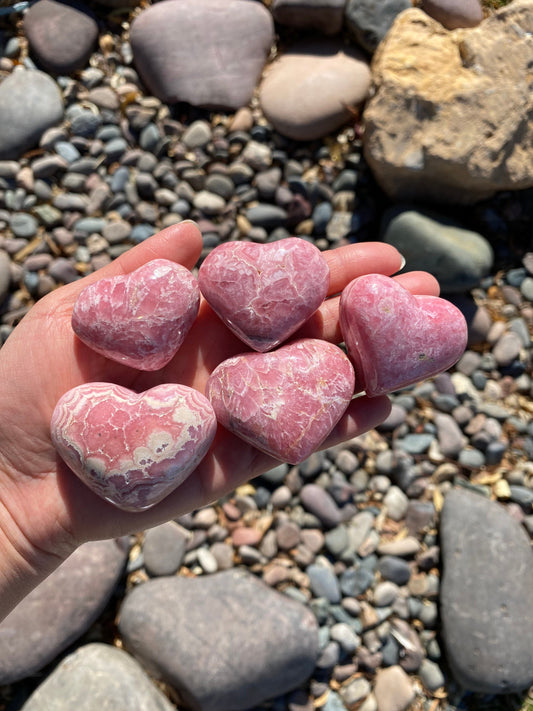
72,259,200,371
51,382,217,511
339,274,468,397
198,238,330,352
205,338,355,464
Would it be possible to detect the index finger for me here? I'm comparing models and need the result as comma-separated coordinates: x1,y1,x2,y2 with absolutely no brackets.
323,242,404,296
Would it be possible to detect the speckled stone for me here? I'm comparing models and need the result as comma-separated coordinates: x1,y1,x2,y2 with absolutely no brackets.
440,488,533,693
198,239,329,352
72,259,200,370
206,339,355,464
51,383,217,511
340,274,468,396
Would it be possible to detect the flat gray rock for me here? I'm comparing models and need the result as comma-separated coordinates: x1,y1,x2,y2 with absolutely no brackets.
440,489,533,693
21,643,175,711
118,569,319,711
381,206,493,293
0,539,129,684
24,0,98,75
0,69,64,160
130,0,274,109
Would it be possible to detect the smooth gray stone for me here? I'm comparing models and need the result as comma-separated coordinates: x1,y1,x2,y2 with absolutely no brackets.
0,69,64,160
24,0,98,75
0,539,129,684
345,0,411,53
440,489,533,692
0,250,11,303
21,643,175,711
381,207,493,293
118,569,318,711
130,0,274,109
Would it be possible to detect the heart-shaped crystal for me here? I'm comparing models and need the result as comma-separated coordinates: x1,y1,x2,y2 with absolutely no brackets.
72,259,200,371
198,238,330,352
51,382,217,511
206,338,355,464
339,274,468,397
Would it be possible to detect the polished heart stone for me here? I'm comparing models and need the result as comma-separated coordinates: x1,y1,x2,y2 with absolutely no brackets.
205,338,355,464
72,259,200,371
198,238,330,352
339,273,468,397
51,382,217,511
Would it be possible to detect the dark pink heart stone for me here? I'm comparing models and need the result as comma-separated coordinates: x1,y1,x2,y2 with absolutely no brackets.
198,238,330,352
205,338,355,464
51,382,217,511
339,274,468,397
72,259,200,371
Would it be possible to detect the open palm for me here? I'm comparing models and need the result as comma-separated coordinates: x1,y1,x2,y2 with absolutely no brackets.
0,221,439,615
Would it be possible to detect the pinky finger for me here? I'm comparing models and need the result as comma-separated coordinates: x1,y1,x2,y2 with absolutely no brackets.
319,393,392,450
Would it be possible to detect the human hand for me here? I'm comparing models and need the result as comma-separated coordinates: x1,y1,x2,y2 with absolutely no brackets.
0,221,439,616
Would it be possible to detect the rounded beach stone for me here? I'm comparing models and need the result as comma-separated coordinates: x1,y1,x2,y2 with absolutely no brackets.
0,69,64,160
118,569,319,711
0,539,129,684
206,339,355,464
345,0,411,54
51,382,217,511
72,259,200,370
440,488,533,693
20,643,176,711
340,274,468,396
259,39,371,141
24,0,98,75
420,0,483,29
130,0,274,109
381,207,494,293
198,238,329,352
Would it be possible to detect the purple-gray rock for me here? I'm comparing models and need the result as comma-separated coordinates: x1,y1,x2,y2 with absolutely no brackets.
118,569,319,711
24,0,98,75
0,539,129,684
440,489,533,693
271,0,345,35
130,0,274,109
344,0,411,54
0,69,64,160
20,643,175,711
300,484,342,528
419,0,483,29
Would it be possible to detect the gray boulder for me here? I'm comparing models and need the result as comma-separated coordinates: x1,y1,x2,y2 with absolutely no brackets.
0,69,64,160
118,569,319,711
21,644,175,711
440,489,533,692
0,539,129,684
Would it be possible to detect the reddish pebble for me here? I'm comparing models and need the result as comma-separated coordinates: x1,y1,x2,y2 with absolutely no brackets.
51,382,217,511
72,259,200,371
206,338,355,464
340,274,468,397
198,238,329,352
231,527,264,547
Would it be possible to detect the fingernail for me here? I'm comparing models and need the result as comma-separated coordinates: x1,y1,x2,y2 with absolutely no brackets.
398,253,406,270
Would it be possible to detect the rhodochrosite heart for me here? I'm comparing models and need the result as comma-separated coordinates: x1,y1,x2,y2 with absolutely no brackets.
198,238,330,352
205,338,355,464
72,259,200,371
51,382,217,511
339,274,468,397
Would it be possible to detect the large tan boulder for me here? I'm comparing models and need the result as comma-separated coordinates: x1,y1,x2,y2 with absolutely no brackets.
362,1,533,204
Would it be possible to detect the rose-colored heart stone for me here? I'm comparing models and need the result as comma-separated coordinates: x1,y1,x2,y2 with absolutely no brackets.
72,259,200,371
198,238,330,352
205,338,355,464
339,274,468,397
51,382,217,511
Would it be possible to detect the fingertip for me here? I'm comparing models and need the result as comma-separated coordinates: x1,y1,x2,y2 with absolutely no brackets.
393,270,441,297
